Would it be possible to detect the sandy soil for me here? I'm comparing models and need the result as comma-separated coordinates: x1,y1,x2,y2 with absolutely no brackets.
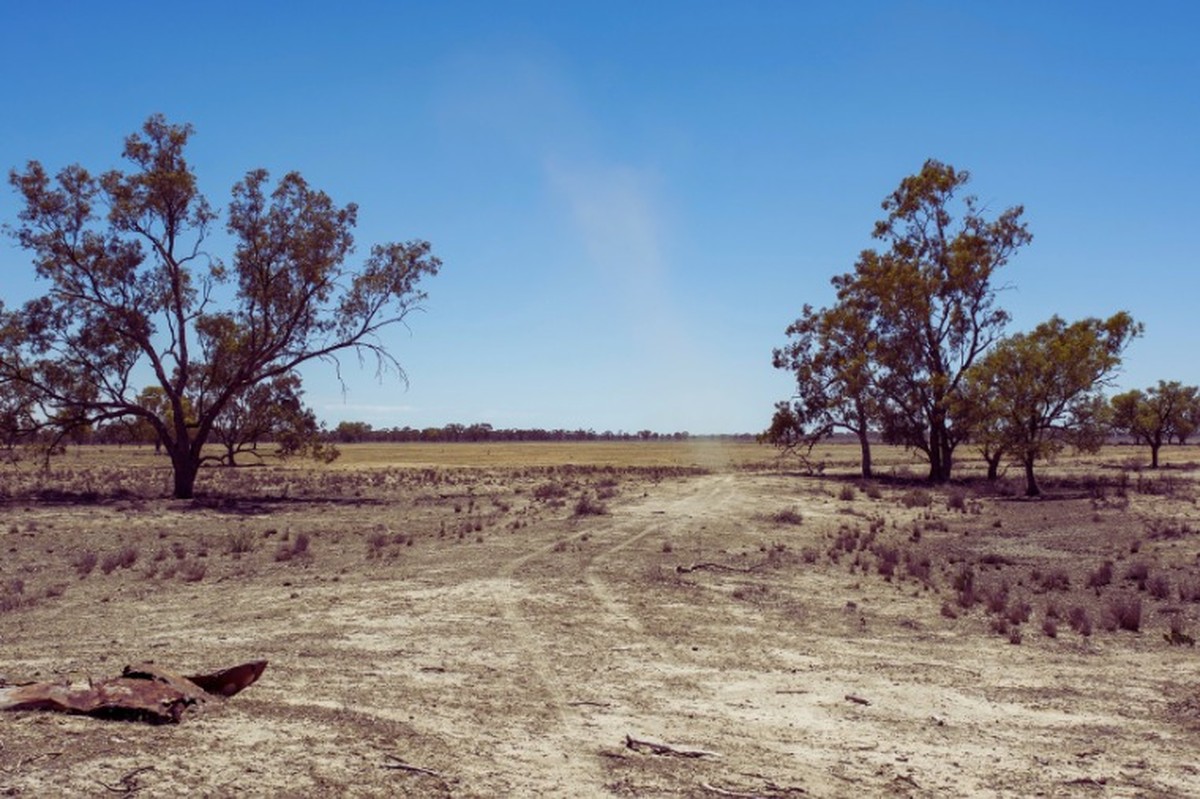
2,459,1200,797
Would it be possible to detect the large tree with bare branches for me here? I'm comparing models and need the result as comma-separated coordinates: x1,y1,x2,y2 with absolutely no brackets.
0,116,439,497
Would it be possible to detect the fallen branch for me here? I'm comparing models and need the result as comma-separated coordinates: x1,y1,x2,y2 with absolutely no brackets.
676,562,765,575
96,765,155,794
381,754,446,780
701,782,769,798
844,694,871,706
0,750,62,774
701,779,807,797
625,734,720,758
568,700,613,708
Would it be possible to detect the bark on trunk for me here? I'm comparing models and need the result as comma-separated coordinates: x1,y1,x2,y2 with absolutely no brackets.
858,430,873,479
1150,442,1161,469
171,451,200,499
986,453,1002,481
1023,455,1040,497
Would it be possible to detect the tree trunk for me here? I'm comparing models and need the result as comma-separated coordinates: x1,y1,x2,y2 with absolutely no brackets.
939,438,954,482
1023,455,1040,497
857,429,873,479
986,452,1002,481
1150,441,1160,469
171,451,201,499
927,428,943,482
927,423,953,483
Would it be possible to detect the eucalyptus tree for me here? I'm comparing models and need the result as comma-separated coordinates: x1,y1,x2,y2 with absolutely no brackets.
0,116,439,497
1110,381,1200,468
770,299,877,477
835,159,1032,481
965,313,1141,496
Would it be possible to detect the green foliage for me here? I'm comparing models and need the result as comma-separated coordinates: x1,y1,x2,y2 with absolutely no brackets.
1110,381,1200,468
770,159,1031,483
962,313,1140,496
840,160,1031,482
0,116,437,497
771,302,876,477
211,372,338,466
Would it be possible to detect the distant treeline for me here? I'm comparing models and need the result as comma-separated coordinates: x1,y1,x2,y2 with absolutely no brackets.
39,421,753,448
324,422,751,444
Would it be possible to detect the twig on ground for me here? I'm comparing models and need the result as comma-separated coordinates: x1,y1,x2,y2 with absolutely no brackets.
701,779,807,797
844,694,871,706
96,765,155,794
625,734,720,758
1,750,63,774
381,753,446,779
567,700,613,707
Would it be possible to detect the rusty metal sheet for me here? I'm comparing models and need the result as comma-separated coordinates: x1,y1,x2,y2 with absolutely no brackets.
0,659,267,724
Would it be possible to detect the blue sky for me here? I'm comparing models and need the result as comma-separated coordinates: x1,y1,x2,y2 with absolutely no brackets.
1,1,1197,434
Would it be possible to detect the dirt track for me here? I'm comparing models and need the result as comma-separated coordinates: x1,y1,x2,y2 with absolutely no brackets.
3,468,1200,796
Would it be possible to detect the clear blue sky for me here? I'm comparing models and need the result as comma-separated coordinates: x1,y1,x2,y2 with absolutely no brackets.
1,1,1197,434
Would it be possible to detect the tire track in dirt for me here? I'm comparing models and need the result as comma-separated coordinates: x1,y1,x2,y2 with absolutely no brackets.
582,473,739,629
483,474,738,789
473,475,750,791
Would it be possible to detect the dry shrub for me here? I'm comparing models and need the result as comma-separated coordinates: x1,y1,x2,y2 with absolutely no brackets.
1068,606,1092,636
946,488,967,512
1179,579,1200,603
0,579,27,613
1041,617,1058,638
1148,574,1171,600
1106,595,1143,632
226,529,255,557
1147,518,1195,540
1005,599,1032,626
73,550,98,578
1123,561,1150,590
178,560,206,583
900,489,932,509
864,484,883,500
1036,568,1071,593
772,508,804,525
1086,560,1114,590
574,493,608,516
533,481,569,501
983,582,1010,615
275,532,312,563
953,565,977,609
838,484,857,502
905,553,932,583
100,546,138,575
366,532,389,559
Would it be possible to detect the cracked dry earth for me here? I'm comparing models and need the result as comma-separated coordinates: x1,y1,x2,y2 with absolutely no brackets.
3,464,1200,797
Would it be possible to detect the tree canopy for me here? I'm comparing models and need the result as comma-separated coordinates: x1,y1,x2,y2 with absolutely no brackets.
962,313,1141,496
0,115,439,497
771,159,1031,482
770,301,876,477
1110,381,1200,468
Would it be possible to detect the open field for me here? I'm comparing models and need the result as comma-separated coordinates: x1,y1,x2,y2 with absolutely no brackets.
3,443,1200,796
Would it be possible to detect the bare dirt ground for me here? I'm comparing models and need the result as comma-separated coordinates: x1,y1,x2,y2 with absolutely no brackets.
2,445,1200,797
